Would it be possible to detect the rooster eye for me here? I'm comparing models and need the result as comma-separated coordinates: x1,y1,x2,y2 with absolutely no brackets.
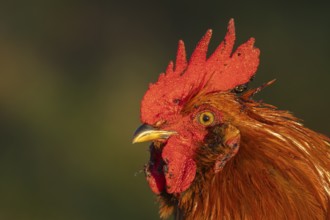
198,112,215,126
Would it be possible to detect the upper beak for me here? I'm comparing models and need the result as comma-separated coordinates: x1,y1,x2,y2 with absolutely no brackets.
132,124,177,144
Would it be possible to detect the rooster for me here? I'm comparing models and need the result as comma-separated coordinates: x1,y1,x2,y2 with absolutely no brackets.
132,19,330,220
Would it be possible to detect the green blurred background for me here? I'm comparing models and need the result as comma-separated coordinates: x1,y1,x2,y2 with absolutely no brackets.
0,1,329,219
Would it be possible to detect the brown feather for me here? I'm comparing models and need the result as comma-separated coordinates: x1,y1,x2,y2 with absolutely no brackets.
158,92,330,220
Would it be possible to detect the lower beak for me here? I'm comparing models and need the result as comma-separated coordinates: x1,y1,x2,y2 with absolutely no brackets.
132,124,177,144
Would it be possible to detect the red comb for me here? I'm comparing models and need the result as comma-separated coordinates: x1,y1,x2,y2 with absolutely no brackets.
141,19,260,124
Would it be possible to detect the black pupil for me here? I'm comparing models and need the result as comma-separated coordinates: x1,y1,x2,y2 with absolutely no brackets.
202,114,210,122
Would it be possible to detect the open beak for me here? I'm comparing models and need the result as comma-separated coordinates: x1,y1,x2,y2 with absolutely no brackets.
132,124,177,144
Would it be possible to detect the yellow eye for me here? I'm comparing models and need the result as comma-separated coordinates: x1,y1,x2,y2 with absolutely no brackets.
198,111,215,126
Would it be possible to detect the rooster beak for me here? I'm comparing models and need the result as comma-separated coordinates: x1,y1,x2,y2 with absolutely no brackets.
132,124,177,144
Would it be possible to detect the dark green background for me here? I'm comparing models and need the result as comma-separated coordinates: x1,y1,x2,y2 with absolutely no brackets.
0,1,329,219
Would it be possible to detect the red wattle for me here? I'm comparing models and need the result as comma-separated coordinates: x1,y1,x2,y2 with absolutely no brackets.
147,146,165,194
162,137,197,194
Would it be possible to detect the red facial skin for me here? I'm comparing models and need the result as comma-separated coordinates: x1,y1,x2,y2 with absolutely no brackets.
146,106,223,195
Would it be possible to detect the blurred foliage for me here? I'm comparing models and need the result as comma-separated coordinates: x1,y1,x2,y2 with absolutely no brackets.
0,0,329,219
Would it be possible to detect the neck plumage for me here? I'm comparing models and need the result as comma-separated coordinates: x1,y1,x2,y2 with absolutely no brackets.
159,99,330,220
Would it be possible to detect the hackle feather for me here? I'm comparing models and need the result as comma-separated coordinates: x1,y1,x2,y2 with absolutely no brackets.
158,93,330,220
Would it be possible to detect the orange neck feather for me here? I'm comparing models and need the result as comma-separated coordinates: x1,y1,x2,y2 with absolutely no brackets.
158,93,330,220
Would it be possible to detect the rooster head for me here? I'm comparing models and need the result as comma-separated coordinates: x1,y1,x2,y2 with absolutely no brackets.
133,19,260,195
